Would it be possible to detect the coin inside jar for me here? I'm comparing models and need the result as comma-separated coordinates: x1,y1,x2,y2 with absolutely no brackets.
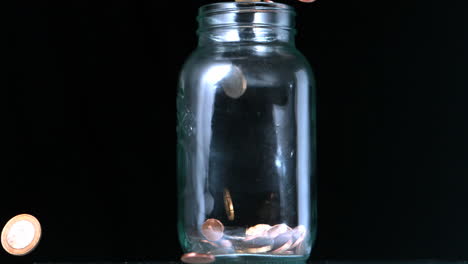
267,223,291,238
223,188,235,221
181,252,215,264
271,232,293,253
221,65,247,99
290,225,307,249
245,224,271,237
243,236,273,253
201,219,224,241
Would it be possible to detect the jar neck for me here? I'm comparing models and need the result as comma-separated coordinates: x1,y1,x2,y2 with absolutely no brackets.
197,2,296,47
198,27,295,46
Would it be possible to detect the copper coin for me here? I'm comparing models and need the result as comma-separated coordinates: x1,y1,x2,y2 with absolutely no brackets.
201,219,224,241
181,252,215,264
267,224,291,238
290,225,307,249
1,214,41,256
271,232,293,253
245,224,271,237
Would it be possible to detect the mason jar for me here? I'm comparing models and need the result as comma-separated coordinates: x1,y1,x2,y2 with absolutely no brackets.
177,2,317,262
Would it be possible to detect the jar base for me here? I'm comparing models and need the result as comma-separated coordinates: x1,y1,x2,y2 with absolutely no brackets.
212,253,308,264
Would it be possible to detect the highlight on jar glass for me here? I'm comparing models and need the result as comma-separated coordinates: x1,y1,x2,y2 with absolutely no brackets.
177,1,317,263
1,214,42,256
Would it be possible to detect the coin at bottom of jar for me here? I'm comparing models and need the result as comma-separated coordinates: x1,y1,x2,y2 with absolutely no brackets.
236,245,272,254
181,252,215,264
267,223,292,238
245,224,271,237
271,232,293,253
243,236,273,247
289,225,307,249
201,219,224,241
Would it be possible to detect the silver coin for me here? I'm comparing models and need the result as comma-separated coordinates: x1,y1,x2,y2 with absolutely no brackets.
221,65,247,99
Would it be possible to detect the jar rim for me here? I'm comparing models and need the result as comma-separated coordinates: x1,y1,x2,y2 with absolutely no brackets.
199,2,295,16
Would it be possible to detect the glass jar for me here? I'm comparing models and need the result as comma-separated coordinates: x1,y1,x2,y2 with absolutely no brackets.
177,2,316,262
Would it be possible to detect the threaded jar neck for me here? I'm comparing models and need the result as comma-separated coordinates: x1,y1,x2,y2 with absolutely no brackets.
197,2,296,46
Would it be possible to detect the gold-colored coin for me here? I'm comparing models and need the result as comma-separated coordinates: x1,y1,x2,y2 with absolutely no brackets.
245,224,271,237
245,244,272,253
1,214,41,256
223,189,235,221
201,219,224,241
181,252,215,264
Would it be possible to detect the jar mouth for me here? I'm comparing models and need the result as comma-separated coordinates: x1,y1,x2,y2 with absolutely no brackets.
199,2,295,16
198,2,296,32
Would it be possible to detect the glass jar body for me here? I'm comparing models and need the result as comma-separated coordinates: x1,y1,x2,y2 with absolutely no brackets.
177,3,316,262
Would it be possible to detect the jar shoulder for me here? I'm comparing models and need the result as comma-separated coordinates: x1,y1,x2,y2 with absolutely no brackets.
179,45,314,82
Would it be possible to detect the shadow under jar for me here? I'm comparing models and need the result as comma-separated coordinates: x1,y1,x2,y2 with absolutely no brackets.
177,2,317,263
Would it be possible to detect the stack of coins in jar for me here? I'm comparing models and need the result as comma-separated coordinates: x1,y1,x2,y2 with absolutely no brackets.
181,219,307,263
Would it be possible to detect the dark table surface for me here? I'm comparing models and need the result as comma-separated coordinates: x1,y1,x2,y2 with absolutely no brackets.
33,261,468,264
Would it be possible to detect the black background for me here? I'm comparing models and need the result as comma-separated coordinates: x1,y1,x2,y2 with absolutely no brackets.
3,0,468,262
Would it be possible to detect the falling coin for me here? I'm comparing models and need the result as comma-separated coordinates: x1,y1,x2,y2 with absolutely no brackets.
201,219,224,241
271,232,293,253
245,224,271,237
289,225,307,249
267,224,291,238
1,214,41,256
223,188,235,221
181,252,215,264
222,65,247,99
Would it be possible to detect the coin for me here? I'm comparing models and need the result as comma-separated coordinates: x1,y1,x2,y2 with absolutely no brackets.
218,239,233,248
271,232,293,253
277,250,295,255
181,252,215,264
243,235,273,253
222,65,247,99
245,244,272,253
1,214,41,256
223,226,245,241
201,219,224,241
245,224,271,237
244,235,273,246
200,239,219,252
223,189,235,221
209,239,235,255
289,225,307,249
267,224,291,238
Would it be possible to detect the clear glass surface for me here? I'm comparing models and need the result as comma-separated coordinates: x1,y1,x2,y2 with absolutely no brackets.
177,2,317,262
